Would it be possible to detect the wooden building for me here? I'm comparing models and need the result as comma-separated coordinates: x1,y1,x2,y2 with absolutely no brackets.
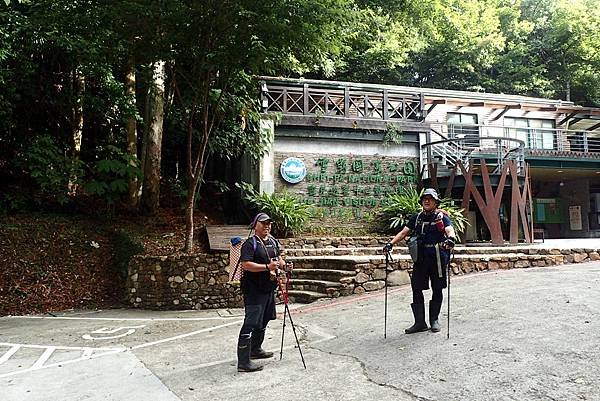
250,77,600,242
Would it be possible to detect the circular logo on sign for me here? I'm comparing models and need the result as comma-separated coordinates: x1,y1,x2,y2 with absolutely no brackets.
280,157,307,184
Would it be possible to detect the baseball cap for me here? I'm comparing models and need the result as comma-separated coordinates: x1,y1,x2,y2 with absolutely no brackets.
251,212,272,228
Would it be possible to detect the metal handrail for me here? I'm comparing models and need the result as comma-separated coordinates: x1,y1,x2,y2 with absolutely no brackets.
421,136,526,178
445,122,600,155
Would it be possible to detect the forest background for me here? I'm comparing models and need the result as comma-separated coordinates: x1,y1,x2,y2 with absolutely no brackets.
1,0,599,315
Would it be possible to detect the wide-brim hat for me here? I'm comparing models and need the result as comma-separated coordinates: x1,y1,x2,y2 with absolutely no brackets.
420,188,440,202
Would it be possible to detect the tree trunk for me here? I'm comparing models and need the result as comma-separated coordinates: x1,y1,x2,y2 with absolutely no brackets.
125,59,139,209
140,60,166,215
180,70,225,252
68,67,85,195
138,79,151,200
184,187,196,252
182,107,210,253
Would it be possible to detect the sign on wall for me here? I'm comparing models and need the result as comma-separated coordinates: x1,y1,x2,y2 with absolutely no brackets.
280,157,307,184
569,205,582,230
275,153,418,220
533,198,562,224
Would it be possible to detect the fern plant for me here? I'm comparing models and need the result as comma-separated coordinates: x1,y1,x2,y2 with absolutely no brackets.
24,135,83,205
379,186,422,231
237,182,310,238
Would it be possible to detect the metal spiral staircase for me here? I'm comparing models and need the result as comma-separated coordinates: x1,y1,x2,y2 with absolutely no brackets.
420,128,526,181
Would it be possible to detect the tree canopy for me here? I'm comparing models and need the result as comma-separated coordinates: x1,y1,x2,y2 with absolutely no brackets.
1,0,599,244
320,0,600,105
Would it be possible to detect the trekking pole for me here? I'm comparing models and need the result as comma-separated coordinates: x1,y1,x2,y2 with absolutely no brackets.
279,285,287,360
276,267,306,369
447,249,454,340
279,262,291,360
384,250,393,339
283,301,306,369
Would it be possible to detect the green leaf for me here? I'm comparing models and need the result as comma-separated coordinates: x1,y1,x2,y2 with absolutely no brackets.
238,182,310,238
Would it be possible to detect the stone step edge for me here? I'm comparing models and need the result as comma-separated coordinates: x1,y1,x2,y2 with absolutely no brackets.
292,268,356,275
288,253,540,261
285,246,441,252
284,246,600,253
286,289,330,298
283,246,595,255
285,248,409,254
287,278,342,286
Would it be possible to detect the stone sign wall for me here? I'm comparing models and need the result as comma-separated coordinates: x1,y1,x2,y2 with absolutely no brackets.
274,152,418,224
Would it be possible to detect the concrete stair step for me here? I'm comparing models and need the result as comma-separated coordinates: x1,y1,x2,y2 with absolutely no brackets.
285,246,554,257
287,290,330,304
280,237,387,250
288,252,556,272
288,258,359,271
285,247,409,257
453,253,533,259
289,255,412,266
291,268,355,282
288,278,343,294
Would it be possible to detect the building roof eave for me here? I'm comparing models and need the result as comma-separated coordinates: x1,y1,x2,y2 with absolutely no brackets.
258,76,575,108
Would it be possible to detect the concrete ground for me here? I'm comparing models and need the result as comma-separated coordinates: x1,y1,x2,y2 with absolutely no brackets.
1,259,600,401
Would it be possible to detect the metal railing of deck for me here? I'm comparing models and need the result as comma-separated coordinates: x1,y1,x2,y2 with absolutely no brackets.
421,135,526,179
260,80,424,121
443,123,600,157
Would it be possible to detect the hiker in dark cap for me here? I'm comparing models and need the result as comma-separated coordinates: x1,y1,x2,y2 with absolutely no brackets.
383,188,456,334
236,212,286,372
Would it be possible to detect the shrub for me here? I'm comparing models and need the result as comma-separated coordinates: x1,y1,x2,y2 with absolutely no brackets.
437,198,469,241
378,186,422,232
23,135,82,205
376,186,469,241
237,182,310,238
84,145,141,208
112,230,144,279
0,191,28,214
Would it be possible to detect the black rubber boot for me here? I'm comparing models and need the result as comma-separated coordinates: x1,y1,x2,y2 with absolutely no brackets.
429,301,443,333
250,328,273,359
405,303,429,334
237,336,263,372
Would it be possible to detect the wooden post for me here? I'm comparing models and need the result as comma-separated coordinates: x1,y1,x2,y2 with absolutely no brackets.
303,84,309,115
458,159,509,244
383,90,389,121
344,86,350,118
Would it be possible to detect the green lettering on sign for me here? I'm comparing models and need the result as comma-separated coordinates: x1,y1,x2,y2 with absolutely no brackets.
351,159,364,173
316,158,330,174
335,158,347,174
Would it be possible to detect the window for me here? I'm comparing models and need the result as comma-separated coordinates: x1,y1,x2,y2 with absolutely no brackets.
504,118,555,150
447,113,479,147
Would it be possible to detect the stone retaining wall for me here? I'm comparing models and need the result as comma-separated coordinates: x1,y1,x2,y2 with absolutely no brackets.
127,253,242,310
453,249,600,274
126,246,600,310
343,249,600,297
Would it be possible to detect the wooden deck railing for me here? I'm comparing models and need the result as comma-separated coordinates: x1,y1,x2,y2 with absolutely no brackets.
260,80,424,122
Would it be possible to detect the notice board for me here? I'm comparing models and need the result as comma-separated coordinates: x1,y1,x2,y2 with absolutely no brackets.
533,198,562,224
